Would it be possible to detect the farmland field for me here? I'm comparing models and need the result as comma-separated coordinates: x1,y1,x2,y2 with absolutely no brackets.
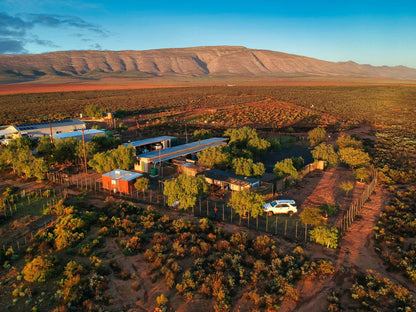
1,83,416,311
1,85,416,133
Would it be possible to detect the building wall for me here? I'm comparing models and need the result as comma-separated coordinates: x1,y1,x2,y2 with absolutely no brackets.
102,175,136,194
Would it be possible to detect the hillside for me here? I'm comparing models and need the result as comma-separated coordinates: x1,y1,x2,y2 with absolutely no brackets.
1,46,416,84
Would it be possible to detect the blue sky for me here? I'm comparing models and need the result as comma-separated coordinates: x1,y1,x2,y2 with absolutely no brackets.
1,0,416,68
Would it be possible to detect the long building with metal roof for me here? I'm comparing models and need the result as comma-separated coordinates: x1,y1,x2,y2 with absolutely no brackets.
3,119,86,140
53,129,105,141
135,137,228,173
123,136,176,154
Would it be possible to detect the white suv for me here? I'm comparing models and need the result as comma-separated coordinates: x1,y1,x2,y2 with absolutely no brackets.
263,199,297,216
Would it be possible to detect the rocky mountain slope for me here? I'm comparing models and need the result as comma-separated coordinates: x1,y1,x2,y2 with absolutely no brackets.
1,46,415,83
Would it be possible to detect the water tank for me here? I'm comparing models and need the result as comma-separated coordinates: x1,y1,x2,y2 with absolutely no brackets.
150,168,158,176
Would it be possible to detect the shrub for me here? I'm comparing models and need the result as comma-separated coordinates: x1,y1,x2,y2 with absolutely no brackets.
22,255,58,283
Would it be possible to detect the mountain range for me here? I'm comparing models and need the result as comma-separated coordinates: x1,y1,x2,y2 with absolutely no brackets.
1,46,416,84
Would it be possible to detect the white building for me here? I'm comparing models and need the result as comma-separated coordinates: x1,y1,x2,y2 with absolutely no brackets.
3,119,86,140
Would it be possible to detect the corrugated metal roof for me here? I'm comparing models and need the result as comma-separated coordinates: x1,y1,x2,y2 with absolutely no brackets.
102,169,143,181
53,129,105,139
123,136,176,148
137,137,228,164
13,119,85,131
202,169,259,187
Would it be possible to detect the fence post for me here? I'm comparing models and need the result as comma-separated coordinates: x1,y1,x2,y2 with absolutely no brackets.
305,223,308,242
284,220,287,236
275,216,278,235
295,221,298,239
266,214,268,232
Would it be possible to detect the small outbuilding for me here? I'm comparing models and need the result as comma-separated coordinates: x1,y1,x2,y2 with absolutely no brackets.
201,169,260,191
102,169,143,194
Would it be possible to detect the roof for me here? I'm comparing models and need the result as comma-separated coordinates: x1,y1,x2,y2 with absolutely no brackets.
0,128,16,137
202,169,259,187
53,129,105,140
123,136,176,148
12,119,85,132
137,137,228,164
102,169,143,181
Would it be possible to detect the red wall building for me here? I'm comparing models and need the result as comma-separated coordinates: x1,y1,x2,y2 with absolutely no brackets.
102,169,143,194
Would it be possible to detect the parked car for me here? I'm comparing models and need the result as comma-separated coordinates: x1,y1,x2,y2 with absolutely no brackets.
263,199,297,216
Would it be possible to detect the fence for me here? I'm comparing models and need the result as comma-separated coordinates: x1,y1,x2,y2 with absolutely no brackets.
191,199,308,241
275,160,325,192
44,171,309,241
335,166,378,235
1,188,67,253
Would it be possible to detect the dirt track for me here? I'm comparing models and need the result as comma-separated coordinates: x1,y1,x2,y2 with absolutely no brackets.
289,183,416,312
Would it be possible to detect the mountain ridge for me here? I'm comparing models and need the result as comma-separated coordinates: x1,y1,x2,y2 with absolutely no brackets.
1,46,416,84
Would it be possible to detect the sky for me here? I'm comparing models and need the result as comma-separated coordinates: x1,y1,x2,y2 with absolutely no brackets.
1,0,416,68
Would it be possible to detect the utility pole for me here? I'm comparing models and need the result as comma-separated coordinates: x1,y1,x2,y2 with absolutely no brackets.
81,129,87,173
49,121,54,147
159,148,162,178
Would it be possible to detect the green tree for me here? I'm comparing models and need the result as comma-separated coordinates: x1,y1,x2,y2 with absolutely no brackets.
309,226,338,248
338,147,370,168
54,138,78,164
113,145,135,170
0,138,47,180
224,127,270,154
88,152,110,173
335,134,363,150
308,127,326,146
88,145,135,173
163,174,209,210
75,140,97,163
85,104,103,118
311,143,338,166
266,137,281,150
134,177,149,192
299,207,324,227
291,156,305,170
353,167,370,182
273,158,298,179
193,129,213,140
339,181,354,197
92,135,120,151
36,135,54,157
197,146,231,169
228,190,265,218
319,203,339,218
247,136,271,154
232,157,265,177
252,162,265,177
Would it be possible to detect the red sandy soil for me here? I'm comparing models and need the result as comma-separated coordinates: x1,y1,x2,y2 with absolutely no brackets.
1,77,414,95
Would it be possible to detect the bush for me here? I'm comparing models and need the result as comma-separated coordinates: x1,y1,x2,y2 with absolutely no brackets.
22,255,58,282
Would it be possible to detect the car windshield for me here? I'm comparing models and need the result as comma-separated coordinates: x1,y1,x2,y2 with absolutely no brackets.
270,201,277,207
